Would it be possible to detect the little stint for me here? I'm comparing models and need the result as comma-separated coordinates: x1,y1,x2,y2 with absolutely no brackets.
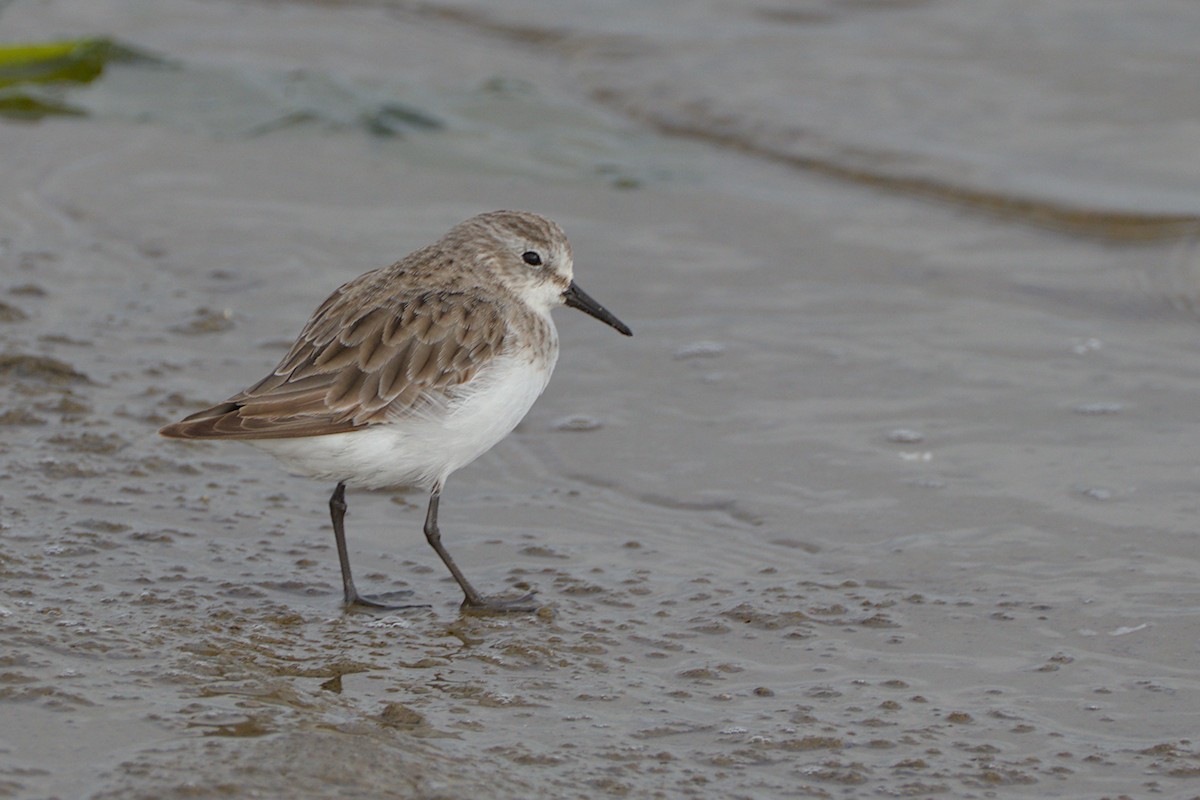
160,210,631,612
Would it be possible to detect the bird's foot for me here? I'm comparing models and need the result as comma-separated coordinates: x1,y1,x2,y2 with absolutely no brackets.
460,591,539,615
345,589,431,611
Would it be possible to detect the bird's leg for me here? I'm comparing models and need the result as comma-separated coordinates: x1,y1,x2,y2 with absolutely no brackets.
329,483,424,610
422,483,537,614
329,482,358,603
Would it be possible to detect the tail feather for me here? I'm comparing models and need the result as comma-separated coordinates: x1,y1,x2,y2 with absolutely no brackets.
158,401,360,440
158,402,242,439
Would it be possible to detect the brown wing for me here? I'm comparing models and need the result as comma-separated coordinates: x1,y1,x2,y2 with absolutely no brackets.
160,285,509,440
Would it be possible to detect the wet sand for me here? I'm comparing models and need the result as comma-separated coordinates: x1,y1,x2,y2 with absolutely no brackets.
3,0,1200,797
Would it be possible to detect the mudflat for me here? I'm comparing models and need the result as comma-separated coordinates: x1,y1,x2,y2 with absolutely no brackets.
2,1,1199,797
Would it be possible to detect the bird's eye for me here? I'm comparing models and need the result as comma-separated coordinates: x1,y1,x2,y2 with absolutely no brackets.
522,251,543,266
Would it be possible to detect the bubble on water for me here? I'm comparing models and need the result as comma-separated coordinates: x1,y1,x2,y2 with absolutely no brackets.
1072,402,1123,415
553,414,603,432
908,476,946,488
887,428,924,443
673,341,726,360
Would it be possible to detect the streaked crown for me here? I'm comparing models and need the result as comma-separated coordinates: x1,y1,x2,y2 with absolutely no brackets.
442,210,574,311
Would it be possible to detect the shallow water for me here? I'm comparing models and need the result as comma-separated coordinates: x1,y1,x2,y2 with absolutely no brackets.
3,0,1200,797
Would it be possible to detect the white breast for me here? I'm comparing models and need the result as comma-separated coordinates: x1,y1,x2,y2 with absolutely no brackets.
251,346,558,491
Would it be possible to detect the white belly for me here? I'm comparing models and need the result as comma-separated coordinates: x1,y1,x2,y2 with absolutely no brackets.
250,351,556,490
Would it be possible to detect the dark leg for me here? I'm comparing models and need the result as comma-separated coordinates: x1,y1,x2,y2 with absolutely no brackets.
329,483,424,610
422,483,537,613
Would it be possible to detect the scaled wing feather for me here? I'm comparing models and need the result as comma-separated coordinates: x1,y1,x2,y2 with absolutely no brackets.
162,287,509,439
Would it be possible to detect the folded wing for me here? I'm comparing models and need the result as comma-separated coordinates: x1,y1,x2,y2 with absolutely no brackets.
160,286,508,440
